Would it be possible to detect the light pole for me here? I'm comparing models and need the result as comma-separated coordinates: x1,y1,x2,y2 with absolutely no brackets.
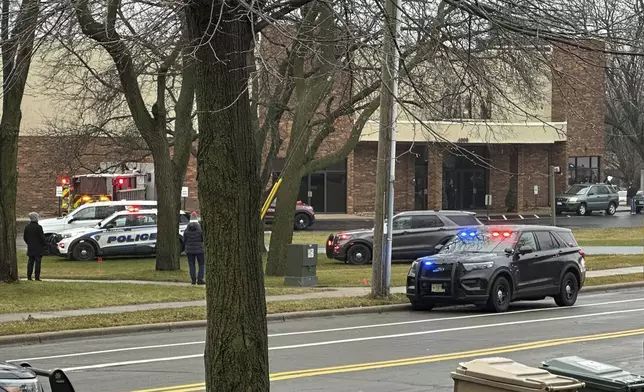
549,165,560,226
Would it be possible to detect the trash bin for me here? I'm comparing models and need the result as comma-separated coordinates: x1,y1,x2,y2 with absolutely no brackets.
283,244,318,287
540,356,644,392
451,357,585,392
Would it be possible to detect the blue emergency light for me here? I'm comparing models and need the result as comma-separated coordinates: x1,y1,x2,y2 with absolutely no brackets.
458,229,478,238
419,256,434,266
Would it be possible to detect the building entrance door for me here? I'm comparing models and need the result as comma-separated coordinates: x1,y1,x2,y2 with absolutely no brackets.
447,169,487,210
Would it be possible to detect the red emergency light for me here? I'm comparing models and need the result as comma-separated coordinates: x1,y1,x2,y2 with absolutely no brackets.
61,178,68,185
118,178,125,185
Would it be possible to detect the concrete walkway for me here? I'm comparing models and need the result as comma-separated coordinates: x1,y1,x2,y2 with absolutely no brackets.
583,246,643,255
2,266,642,324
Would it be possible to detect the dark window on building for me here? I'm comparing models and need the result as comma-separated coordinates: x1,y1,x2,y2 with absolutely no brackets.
447,214,481,226
412,215,444,228
270,158,347,213
568,156,600,185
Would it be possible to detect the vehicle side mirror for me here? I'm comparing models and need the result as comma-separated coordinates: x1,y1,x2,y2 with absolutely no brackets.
104,223,115,229
519,245,533,254
504,247,514,255
434,244,444,252
66,217,75,223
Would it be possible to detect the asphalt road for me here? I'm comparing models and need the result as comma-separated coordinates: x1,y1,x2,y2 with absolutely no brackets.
5,288,644,392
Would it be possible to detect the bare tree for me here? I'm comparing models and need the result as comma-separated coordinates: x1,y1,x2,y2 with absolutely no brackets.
0,0,41,282
68,0,195,271
263,0,554,277
605,132,643,186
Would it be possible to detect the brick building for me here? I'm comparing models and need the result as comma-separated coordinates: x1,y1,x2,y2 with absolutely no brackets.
271,42,606,214
14,41,605,217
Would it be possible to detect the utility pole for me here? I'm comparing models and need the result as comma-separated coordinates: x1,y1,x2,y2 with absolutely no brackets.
372,0,401,298
549,165,559,226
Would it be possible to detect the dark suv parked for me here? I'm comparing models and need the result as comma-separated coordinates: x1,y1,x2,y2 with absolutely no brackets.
406,225,586,312
326,210,483,265
555,183,619,216
264,199,316,230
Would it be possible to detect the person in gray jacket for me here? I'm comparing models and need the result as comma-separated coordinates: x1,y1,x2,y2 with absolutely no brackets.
183,221,205,285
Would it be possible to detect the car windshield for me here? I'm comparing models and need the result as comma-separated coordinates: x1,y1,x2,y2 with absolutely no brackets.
563,185,590,195
440,229,518,254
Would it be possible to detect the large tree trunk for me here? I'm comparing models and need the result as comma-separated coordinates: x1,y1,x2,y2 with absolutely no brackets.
185,2,269,391
153,153,182,271
265,169,301,276
0,0,40,283
0,119,19,283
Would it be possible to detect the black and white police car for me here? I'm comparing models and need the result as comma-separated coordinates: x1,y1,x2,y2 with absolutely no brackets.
52,208,191,261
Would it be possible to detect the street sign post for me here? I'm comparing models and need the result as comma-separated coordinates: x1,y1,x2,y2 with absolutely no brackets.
181,186,188,210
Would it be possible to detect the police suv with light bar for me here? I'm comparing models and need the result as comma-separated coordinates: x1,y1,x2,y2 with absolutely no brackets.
406,225,586,313
53,208,190,261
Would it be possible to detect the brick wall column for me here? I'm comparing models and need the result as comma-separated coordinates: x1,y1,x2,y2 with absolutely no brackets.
427,144,443,210
488,146,511,212
516,145,525,211
346,151,355,214
551,142,567,200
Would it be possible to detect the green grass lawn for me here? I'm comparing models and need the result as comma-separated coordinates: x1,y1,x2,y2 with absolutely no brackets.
17,252,641,288
285,227,644,247
0,281,325,315
1,272,642,337
572,227,644,247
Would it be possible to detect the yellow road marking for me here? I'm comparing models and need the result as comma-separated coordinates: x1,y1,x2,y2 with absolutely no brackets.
130,327,644,391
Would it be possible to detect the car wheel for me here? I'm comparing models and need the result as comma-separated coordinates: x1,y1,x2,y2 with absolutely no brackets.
606,202,616,215
576,203,587,216
293,213,311,230
410,300,435,311
554,271,579,307
72,242,96,261
347,244,371,265
486,276,511,313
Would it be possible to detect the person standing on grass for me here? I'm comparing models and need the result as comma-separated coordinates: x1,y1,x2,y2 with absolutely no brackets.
23,212,47,281
627,182,638,215
184,219,205,285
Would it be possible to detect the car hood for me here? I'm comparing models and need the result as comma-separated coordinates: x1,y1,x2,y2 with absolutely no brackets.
38,216,66,226
420,252,501,264
338,229,373,237
57,226,101,237
0,362,36,379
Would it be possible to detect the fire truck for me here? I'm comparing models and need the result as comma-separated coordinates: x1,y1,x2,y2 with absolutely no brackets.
59,172,151,214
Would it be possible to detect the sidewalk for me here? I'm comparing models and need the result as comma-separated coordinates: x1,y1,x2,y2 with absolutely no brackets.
2,266,642,324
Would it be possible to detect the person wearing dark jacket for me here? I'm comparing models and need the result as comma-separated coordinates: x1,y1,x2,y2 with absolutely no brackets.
183,222,205,285
23,212,47,281
627,182,638,215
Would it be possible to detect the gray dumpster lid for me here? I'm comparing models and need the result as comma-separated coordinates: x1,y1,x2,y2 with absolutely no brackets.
453,357,584,391
540,357,644,390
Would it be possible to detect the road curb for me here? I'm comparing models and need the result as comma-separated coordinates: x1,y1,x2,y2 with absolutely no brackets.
0,281,642,347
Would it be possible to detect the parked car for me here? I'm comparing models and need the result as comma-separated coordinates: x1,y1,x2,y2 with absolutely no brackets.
0,361,75,392
555,183,619,216
51,208,190,261
264,199,316,230
39,200,158,247
326,210,483,265
405,225,585,312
